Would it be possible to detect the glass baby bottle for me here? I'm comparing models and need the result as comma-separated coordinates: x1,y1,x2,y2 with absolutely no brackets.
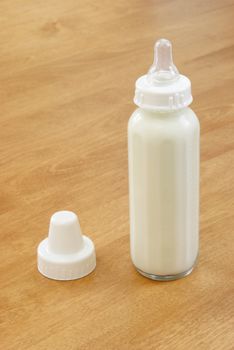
128,39,200,280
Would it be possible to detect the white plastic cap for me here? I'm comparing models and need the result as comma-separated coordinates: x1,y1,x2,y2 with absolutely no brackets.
134,39,192,111
37,211,96,280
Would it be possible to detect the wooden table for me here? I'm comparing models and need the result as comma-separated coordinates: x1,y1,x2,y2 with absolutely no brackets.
0,1,233,349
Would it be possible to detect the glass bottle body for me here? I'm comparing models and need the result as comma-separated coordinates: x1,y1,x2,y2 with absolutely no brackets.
128,107,200,280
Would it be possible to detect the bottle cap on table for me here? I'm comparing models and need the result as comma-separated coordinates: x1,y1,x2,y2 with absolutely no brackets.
134,38,192,111
37,211,96,280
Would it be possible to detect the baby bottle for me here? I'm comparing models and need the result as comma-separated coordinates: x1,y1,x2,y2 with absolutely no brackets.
128,39,200,280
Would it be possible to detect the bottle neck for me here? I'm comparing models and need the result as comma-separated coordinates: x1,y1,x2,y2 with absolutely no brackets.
140,107,189,117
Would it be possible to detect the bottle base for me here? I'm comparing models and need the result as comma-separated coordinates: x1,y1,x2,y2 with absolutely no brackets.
136,261,197,281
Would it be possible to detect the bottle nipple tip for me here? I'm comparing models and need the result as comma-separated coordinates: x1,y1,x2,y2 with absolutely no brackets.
155,38,171,48
148,38,179,84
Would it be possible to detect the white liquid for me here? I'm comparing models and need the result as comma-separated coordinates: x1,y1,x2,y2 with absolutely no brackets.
128,107,200,277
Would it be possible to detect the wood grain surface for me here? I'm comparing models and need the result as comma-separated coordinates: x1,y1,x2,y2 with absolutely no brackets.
0,1,233,349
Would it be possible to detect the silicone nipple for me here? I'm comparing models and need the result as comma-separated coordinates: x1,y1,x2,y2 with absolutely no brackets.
147,39,179,85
